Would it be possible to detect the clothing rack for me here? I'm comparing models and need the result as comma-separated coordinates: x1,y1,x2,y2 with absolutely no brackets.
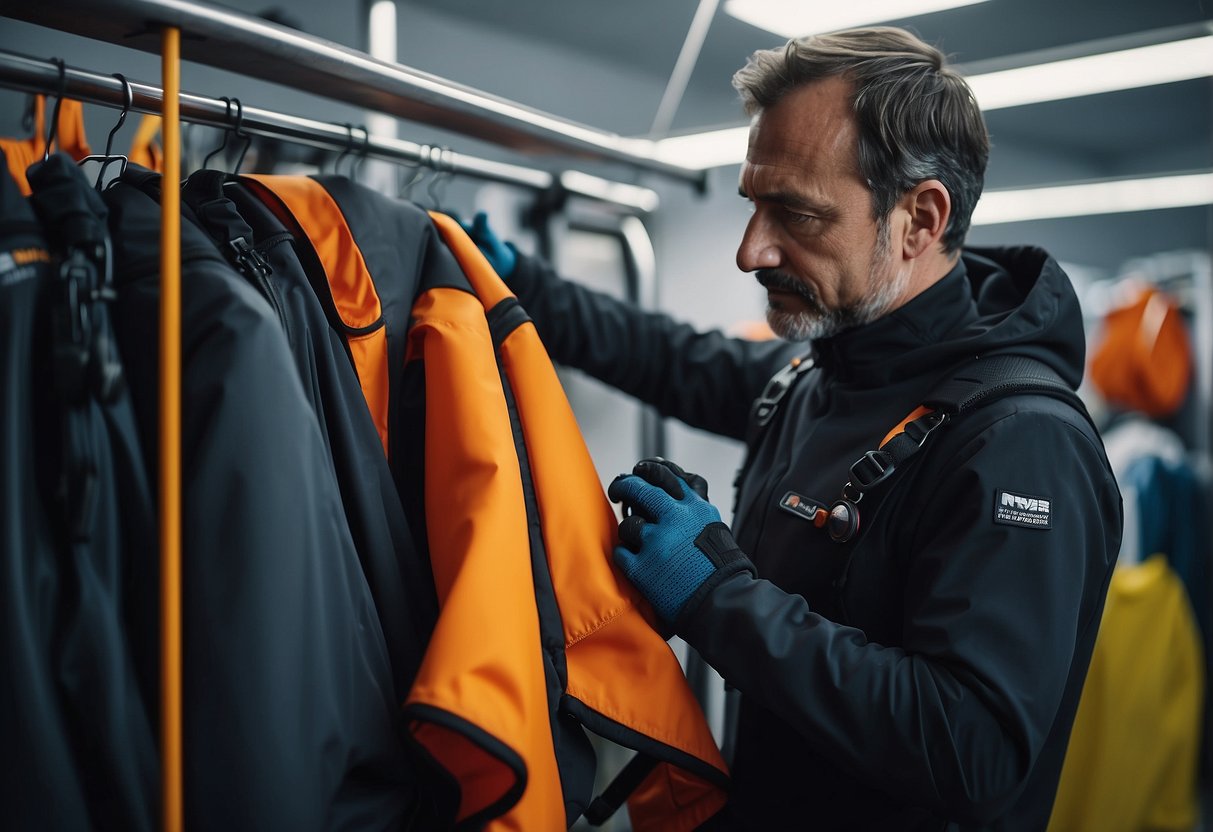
0,50,662,214
1,0,707,190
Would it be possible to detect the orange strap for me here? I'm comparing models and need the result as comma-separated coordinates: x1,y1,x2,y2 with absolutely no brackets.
880,404,934,449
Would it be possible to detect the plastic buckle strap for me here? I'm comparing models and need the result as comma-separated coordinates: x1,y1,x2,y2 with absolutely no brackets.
228,236,272,278
849,449,895,491
51,251,94,403
902,410,949,446
752,356,813,428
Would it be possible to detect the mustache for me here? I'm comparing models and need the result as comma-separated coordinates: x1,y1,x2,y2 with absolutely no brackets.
756,270,819,305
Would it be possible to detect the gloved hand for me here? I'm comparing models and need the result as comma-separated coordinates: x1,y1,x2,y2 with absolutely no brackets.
460,210,517,279
608,458,755,630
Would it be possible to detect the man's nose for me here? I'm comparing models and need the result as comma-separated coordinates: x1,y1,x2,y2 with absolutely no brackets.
736,212,780,272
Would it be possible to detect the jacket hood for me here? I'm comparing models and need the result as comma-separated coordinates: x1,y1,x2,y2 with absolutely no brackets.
812,245,1086,389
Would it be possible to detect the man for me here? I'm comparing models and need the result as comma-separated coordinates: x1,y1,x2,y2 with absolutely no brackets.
469,26,1121,830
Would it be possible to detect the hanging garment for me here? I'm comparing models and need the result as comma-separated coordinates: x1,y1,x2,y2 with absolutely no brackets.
100,164,420,831
179,169,438,704
1120,453,1211,644
1,152,157,832
1089,284,1193,418
244,174,730,831
127,114,163,172
1,95,91,194
1048,554,1205,832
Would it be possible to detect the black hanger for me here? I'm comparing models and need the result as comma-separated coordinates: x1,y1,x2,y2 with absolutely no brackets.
399,143,429,199
202,97,252,172
333,123,370,179
43,57,66,161
202,97,234,169
229,99,252,174
77,73,132,189
424,146,453,211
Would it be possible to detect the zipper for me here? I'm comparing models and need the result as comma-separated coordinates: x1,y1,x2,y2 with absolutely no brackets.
228,236,290,337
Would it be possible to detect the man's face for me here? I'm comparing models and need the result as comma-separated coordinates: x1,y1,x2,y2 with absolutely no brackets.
737,76,909,341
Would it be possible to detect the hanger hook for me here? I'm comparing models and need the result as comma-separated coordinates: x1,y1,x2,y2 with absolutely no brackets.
203,96,234,169
44,57,67,161
400,144,430,199
352,124,370,180
230,98,252,174
335,122,355,175
425,146,452,211
93,73,133,189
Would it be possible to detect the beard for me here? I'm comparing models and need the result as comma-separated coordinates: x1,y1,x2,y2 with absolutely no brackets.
759,222,909,342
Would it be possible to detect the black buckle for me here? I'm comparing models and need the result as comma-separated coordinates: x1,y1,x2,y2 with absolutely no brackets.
229,236,272,279
751,357,812,428
903,410,949,444
850,450,895,490
51,251,94,403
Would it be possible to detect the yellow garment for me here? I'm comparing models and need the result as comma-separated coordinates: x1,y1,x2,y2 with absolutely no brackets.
1048,554,1204,832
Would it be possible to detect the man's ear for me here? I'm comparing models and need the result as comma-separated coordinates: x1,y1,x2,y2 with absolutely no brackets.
899,179,951,259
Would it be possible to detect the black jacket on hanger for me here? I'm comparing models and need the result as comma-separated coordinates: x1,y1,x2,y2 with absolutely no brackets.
1,152,157,832
180,170,438,703
508,247,1122,831
100,164,418,831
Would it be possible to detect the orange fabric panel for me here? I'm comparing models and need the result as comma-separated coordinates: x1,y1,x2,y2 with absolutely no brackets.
243,174,390,455
412,722,520,822
128,114,164,172
347,328,390,454
429,212,729,828
629,763,729,832
1089,285,1192,418
1,95,91,195
405,285,564,831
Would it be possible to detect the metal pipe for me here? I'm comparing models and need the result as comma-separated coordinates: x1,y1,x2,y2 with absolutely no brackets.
1,0,707,188
649,0,720,138
0,49,660,213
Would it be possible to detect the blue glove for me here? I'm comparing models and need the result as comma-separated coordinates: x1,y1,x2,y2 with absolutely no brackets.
608,458,755,629
460,211,517,278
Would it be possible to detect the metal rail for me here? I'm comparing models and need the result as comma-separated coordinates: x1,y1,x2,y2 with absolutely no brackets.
0,49,661,213
0,0,707,189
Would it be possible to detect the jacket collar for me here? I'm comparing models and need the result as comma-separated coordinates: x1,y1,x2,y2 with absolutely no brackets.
811,259,976,386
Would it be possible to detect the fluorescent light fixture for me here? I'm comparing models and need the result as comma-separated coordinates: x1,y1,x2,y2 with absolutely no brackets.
723,0,989,38
968,35,1213,110
651,34,1213,169
653,125,750,169
971,172,1213,225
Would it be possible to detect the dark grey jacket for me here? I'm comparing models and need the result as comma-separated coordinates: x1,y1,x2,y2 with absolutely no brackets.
510,245,1122,830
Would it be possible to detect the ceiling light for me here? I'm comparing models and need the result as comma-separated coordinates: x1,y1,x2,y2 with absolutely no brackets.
652,125,749,169
970,173,1213,225
650,34,1213,170
968,35,1213,110
723,0,990,38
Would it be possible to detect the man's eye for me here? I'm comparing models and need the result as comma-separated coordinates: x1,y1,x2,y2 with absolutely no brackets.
784,209,815,225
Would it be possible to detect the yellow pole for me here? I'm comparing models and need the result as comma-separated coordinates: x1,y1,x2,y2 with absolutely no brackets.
159,25,184,832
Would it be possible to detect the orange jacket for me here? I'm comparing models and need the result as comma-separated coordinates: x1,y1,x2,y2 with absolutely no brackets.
246,174,728,831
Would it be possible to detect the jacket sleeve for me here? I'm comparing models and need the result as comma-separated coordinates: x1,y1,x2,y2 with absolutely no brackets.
510,252,796,440
679,407,1122,823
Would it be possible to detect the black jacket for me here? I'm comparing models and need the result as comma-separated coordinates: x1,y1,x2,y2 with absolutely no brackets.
509,246,1122,830
2,154,158,831
101,167,415,831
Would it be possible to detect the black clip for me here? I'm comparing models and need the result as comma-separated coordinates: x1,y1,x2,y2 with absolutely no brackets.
752,356,813,428
228,237,272,279
849,450,895,491
51,250,94,403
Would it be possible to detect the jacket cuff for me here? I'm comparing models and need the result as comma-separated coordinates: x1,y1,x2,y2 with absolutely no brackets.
673,556,756,635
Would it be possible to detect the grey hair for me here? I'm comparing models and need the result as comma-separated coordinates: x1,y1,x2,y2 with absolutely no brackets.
733,27,989,253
